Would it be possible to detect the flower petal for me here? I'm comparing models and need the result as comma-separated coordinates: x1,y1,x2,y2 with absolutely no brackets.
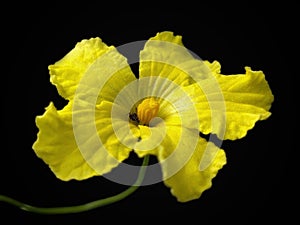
32,102,98,181
48,38,110,100
139,31,210,87
139,123,226,202
49,37,136,101
162,136,226,202
32,100,138,181
190,61,274,140
94,100,139,162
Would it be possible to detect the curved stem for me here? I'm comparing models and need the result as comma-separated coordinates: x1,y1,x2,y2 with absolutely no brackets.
0,155,149,214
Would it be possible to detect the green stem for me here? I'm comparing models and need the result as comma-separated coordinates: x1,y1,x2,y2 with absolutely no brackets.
0,155,149,215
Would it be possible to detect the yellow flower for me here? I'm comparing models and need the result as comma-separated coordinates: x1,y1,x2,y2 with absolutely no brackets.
32,31,274,203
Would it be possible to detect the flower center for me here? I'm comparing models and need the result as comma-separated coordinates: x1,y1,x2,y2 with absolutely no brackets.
137,97,160,126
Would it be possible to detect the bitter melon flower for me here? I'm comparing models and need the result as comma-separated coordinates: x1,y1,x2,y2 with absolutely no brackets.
32,31,273,202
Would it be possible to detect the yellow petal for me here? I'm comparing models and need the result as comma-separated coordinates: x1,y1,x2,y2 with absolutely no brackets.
192,61,274,140
32,102,98,181
93,100,139,169
162,137,226,202
139,31,210,87
133,111,225,202
32,100,137,181
49,37,136,101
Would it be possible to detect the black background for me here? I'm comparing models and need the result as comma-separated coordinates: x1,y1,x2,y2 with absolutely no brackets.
1,1,296,224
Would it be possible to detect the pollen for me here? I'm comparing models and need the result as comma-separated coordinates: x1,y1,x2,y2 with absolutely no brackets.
137,97,160,126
